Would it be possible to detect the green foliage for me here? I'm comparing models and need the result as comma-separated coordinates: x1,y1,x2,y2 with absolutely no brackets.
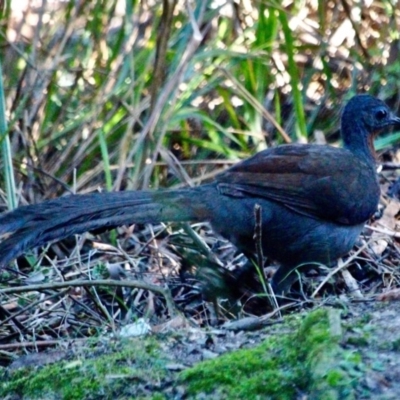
0,61,16,210
2,0,400,201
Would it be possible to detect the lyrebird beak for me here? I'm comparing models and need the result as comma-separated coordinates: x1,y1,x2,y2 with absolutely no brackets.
389,114,400,127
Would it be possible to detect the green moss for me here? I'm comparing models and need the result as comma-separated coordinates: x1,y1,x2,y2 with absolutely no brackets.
346,335,370,347
391,338,400,351
180,309,363,399
0,337,169,399
1,309,368,399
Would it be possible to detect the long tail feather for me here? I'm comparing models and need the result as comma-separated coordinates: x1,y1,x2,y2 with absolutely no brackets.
0,186,214,267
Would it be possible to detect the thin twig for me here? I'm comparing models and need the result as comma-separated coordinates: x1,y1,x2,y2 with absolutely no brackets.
0,279,180,317
253,204,265,277
311,241,370,298
253,204,280,312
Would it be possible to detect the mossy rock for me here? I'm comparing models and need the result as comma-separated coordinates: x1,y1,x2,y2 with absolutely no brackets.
180,309,362,399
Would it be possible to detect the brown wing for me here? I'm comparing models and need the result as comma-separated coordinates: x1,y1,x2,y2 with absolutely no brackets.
215,144,380,225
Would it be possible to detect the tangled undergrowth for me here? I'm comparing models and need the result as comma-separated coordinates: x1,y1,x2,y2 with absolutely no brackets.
0,4,400,398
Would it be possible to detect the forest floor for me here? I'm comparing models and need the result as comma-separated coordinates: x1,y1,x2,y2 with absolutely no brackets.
2,299,400,399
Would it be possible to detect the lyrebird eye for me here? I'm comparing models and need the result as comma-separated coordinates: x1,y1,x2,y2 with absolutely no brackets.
375,109,388,121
